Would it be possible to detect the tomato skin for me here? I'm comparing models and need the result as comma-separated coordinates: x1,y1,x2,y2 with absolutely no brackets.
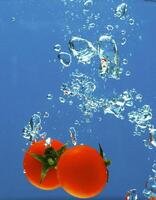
57,145,108,198
23,139,64,190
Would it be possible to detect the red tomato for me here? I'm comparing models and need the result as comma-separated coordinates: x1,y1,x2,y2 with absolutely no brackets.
57,145,108,198
23,139,64,190
150,197,156,200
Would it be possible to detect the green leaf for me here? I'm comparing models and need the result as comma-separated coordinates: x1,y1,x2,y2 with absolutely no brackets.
40,165,51,184
57,143,67,156
99,143,104,158
30,153,45,164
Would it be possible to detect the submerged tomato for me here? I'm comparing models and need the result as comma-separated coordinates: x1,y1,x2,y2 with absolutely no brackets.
57,145,108,198
23,139,65,190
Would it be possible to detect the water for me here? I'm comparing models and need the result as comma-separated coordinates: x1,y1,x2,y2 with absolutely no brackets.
1,0,156,200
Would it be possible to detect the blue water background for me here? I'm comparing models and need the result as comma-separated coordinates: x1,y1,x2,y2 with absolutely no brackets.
0,0,156,199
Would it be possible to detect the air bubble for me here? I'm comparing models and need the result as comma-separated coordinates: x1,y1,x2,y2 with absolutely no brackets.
98,35,121,79
11,17,16,22
129,18,135,25
47,93,53,100
106,25,114,31
114,3,128,19
59,97,66,103
84,0,93,9
69,100,73,105
88,23,95,30
74,120,80,126
121,29,126,35
123,58,128,65
69,36,97,64
135,94,143,102
125,70,131,76
54,44,61,52
69,127,77,146
121,37,127,45
58,52,72,67
43,112,49,118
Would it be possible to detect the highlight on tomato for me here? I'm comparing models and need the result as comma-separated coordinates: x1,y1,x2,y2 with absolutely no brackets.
23,139,66,190
57,144,110,198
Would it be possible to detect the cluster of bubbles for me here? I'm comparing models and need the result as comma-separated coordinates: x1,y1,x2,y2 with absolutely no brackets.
56,0,138,78
61,71,139,120
104,89,138,119
58,0,138,73
57,34,122,80
114,3,135,26
61,71,97,118
22,113,47,144
128,105,156,151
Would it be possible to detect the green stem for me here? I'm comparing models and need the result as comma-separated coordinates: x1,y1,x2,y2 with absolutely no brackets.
29,144,67,183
